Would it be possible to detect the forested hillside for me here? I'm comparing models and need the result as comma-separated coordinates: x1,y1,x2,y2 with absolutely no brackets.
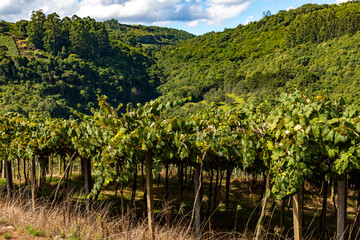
2,2,360,117
0,10,191,117
104,19,195,46
156,2,360,106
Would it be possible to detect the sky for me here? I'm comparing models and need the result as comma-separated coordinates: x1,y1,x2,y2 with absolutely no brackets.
0,0,352,35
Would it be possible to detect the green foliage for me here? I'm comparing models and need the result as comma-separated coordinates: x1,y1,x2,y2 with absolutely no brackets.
27,10,46,49
4,51,160,116
0,38,162,118
15,20,28,37
3,232,11,239
0,11,171,117
25,225,45,237
156,2,360,106
103,19,195,46
0,90,359,210
0,21,10,34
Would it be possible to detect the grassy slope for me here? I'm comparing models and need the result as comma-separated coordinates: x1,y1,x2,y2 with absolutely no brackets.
0,35,20,57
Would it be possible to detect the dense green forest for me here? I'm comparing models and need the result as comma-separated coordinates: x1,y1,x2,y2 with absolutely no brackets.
156,1,360,106
103,19,195,46
0,10,192,117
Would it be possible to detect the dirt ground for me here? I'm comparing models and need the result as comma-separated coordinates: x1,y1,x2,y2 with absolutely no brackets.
0,222,47,240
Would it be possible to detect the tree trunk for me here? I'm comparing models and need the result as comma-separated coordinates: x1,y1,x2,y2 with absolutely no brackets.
80,158,85,181
184,166,187,186
120,182,124,218
190,167,195,186
255,172,270,240
194,164,202,238
131,167,137,208
206,169,214,219
188,167,192,185
213,168,219,211
141,162,145,189
31,158,37,211
23,158,28,186
59,157,62,175
0,160,3,178
84,158,93,212
12,161,15,183
145,149,154,240
251,171,256,188
17,158,21,181
337,173,347,240
331,178,337,214
357,189,360,212
165,164,169,201
37,159,41,188
179,163,184,205
225,168,232,211
319,177,328,234
157,173,161,186
40,160,47,187
280,196,286,229
256,173,267,216
5,160,13,199
48,156,51,176
69,160,74,182
293,185,303,240
48,156,53,184
217,170,224,206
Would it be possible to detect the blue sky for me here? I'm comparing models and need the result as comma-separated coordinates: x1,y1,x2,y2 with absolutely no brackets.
0,0,349,35
169,0,344,34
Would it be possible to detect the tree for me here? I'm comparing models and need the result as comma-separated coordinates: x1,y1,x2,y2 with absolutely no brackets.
0,45,8,58
15,20,28,37
43,13,66,55
0,20,10,34
263,10,272,17
27,10,46,49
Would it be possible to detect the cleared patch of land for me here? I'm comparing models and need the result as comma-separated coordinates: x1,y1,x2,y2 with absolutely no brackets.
0,35,20,57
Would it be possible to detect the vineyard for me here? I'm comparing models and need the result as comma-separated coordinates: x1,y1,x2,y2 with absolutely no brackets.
0,89,359,239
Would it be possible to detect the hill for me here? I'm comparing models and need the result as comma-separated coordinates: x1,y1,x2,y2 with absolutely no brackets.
156,2,360,107
103,19,195,47
0,11,193,117
2,2,360,117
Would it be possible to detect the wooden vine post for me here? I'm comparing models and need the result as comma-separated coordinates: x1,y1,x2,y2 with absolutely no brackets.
255,172,270,240
31,157,37,211
337,173,347,240
145,149,154,240
4,159,13,199
193,164,201,238
84,157,93,212
292,185,303,240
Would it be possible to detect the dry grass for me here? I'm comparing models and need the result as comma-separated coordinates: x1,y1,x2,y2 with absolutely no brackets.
0,180,357,239
0,188,236,240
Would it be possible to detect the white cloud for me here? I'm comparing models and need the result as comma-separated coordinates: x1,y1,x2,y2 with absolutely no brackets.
336,0,350,3
151,20,173,26
205,0,252,25
244,15,253,25
0,0,252,28
0,0,78,21
187,19,205,27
